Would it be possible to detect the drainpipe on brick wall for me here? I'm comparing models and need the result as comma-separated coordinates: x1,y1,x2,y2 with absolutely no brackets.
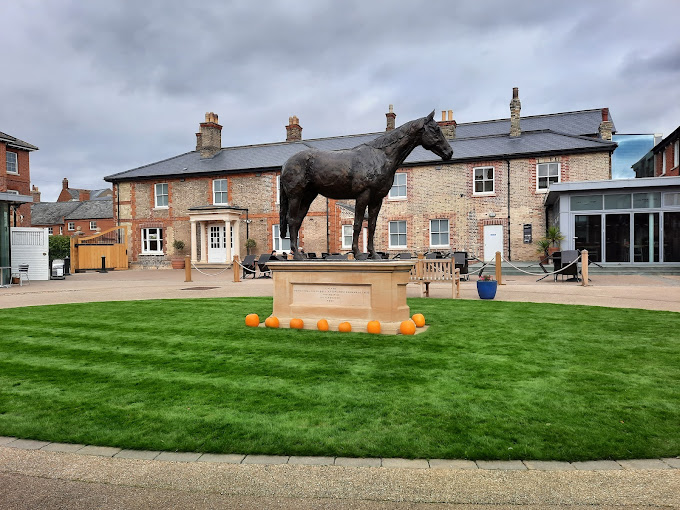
506,159,511,261
116,183,120,226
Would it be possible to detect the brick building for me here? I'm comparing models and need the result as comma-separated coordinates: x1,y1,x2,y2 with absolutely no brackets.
633,125,680,178
1,130,38,227
57,177,112,202
104,89,617,265
31,198,114,236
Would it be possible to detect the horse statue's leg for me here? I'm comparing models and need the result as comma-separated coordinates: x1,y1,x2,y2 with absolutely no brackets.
366,199,383,260
352,191,370,259
288,191,317,260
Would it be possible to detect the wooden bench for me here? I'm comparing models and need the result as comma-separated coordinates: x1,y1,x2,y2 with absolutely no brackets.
410,259,460,298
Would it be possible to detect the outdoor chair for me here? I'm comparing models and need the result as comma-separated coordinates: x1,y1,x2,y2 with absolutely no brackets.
453,252,469,281
394,252,412,260
355,252,369,260
241,254,257,279
425,252,439,259
553,250,580,282
256,254,272,277
307,252,317,259
13,264,30,286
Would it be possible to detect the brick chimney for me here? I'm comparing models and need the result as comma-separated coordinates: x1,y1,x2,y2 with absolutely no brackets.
62,178,69,190
286,115,302,141
598,108,613,141
510,87,521,137
439,110,457,139
195,112,222,158
31,185,41,203
79,190,90,201
385,104,396,131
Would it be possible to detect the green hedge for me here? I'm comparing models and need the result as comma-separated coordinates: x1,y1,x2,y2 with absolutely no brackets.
48,235,71,262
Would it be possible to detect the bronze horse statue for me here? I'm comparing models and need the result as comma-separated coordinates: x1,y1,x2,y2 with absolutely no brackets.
279,111,453,260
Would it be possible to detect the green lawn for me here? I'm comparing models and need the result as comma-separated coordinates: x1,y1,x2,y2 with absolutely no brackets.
0,297,678,461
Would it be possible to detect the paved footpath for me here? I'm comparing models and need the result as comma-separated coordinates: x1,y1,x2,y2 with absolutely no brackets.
1,269,679,508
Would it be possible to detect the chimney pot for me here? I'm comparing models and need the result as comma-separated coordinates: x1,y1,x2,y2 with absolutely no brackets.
286,115,302,141
513,87,519,99
598,107,613,141
441,111,446,122
448,110,453,121
385,105,397,131
602,108,609,122
197,111,222,158
62,178,69,190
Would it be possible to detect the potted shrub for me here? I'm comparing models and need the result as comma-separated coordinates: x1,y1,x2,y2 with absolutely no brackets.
545,225,565,254
535,238,552,264
476,274,497,300
245,238,257,255
171,239,186,269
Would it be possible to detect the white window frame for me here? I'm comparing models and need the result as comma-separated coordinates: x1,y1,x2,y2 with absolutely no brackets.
473,166,495,195
213,179,228,205
536,162,560,192
662,151,667,175
429,219,450,248
90,221,97,230
675,141,679,168
276,174,280,204
6,189,19,195
47,227,53,236
6,152,18,174
59,226,63,235
141,227,164,255
67,222,75,231
388,172,407,200
341,224,353,249
272,224,291,253
388,220,407,249
154,183,168,208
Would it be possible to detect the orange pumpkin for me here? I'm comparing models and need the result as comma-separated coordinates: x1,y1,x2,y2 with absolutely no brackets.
411,313,425,328
264,316,280,328
338,321,352,333
245,313,260,327
317,319,329,331
290,318,304,329
367,320,381,334
399,319,416,335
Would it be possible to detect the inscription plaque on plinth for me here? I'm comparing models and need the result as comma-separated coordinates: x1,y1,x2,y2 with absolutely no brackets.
267,260,414,334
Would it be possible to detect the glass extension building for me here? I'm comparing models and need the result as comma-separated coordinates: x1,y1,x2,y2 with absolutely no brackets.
545,177,680,264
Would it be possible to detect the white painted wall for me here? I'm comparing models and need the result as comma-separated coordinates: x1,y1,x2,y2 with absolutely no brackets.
11,227,50,281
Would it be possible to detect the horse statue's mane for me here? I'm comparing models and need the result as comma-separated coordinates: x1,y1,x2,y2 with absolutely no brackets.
364,118,421,150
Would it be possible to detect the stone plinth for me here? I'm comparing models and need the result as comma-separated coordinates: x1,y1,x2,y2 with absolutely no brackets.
267,260,414,334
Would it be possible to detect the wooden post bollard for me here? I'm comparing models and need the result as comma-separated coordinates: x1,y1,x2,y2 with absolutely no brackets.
495,251,503,285
233,255,240,282
581,250,589,287
184,255,191,282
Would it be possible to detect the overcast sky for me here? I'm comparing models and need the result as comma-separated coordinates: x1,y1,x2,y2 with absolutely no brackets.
3,0,680,201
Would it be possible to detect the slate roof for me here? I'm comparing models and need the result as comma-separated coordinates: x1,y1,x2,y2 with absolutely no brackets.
31,199,113,225
64,188,112,200
105,109,617,182
0,131,39,151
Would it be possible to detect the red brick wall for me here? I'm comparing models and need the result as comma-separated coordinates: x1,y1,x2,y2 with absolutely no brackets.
1,143,32,226
656,138,680,177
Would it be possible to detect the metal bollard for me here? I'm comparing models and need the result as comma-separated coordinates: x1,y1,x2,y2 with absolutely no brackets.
98,256,108,273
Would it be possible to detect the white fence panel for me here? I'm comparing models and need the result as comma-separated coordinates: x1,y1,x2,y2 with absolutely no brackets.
11,227,50,281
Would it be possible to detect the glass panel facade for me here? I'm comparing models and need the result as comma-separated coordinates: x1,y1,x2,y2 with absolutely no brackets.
664,192,680,207
604,194,631,209
663,212,680,262
571,195,603,211
605,214,630,262
633,192,660,208
633,213,659,262
574,215,602,262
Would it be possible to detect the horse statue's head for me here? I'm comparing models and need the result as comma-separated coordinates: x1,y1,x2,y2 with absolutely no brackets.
421,111,453,161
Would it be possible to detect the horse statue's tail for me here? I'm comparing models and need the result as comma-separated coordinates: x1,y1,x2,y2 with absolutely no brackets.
279,178,289,239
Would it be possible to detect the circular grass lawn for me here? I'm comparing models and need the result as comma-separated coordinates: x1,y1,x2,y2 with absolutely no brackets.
0,297,678,461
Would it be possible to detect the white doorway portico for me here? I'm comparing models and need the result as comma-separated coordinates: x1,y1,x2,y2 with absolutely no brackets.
188,206,243,264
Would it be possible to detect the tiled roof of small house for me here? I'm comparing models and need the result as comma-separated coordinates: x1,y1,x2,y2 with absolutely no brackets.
0,131,39,151
31,199,113,225
104,109,617,182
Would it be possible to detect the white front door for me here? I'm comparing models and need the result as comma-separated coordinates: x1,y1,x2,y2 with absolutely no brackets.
208,224,226,263
483,225,504,261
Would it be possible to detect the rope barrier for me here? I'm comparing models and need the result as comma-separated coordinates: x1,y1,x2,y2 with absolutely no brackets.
190,262,232,277
233,259,258,274
499,253,582,277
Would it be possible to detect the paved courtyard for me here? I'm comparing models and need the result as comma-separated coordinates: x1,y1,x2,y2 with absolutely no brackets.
1,267,679,508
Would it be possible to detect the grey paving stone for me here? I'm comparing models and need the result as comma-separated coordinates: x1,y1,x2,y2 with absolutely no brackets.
155,452,202,462
429,459,478,470
241,455,289,465
618,459,672,470
572,460,622,471
198,453,246,464
381,458,429,469
287,456,334,466
662,457,680,468
523,460,575,471
77,445,121,457
114,449,161,460
41,443,86,453
476,460,527,470
7,439,50,450
0,436,17,445
334,457,381,468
